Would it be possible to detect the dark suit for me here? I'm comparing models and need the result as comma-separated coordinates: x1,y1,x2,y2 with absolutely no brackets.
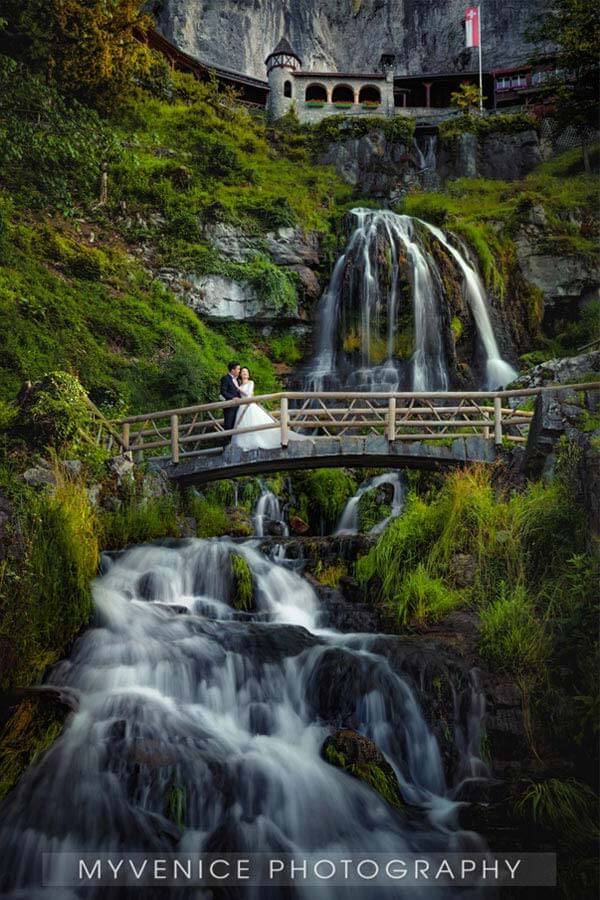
220,374,242,436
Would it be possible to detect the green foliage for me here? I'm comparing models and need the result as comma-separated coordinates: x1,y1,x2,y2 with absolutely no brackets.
293,469,357,533
0,56,121,211
356,486,391,533
1,0,153,109
323,744,404,809
166,785,186,831
394,564,461,626
0,472,99,690
310,115,416,152
450,82,484,112
527,0,600,167
439,112,538,142
0,216,277,412
10,372,96,453
0,699,65,802
514,778,599,848
314,561,347,587
479,585,548,676
187,495,230,539
231,553,254,611
99,496,180,550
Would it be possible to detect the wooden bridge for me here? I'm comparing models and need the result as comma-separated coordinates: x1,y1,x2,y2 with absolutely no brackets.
96,383,599,486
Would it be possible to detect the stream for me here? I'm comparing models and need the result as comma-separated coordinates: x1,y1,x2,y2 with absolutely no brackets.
0,207,516,898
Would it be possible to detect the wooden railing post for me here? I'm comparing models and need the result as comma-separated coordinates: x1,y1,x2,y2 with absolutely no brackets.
280,397,289,447
387,397,396,442
170,414,180,463
494,396,503,446
121,421,130,452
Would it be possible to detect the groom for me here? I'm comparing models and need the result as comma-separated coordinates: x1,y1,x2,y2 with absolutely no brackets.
219,361,243,443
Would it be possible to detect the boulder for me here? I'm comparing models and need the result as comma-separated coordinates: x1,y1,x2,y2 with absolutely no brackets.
322,728,405,809
159,271,301,322
515,232,600,306
512,350,600,389
23,466,57,487
480,130,541,180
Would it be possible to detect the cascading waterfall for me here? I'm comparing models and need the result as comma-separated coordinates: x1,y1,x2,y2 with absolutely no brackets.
253,486,288,538
336,472,405,536
0,538,489,899
306,208,515,393
419,221,517,389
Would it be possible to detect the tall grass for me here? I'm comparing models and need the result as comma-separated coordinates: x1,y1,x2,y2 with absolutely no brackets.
99,496,180,550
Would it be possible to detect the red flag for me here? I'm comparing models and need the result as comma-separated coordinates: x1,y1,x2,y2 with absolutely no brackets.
465,6,480,48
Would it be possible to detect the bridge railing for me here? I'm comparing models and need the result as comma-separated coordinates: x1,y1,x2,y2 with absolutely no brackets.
111,384,599,464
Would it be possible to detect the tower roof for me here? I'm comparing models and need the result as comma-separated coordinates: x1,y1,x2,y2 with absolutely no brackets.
265,36,302,66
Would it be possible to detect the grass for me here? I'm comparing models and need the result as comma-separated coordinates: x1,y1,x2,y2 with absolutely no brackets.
187,495,230,539
231,553,254,611
99,495,180,549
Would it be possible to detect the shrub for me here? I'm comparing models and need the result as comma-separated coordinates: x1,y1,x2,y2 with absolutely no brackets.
394,565,460,626
188,495,230,539
479,585,548,677
99,496,180,550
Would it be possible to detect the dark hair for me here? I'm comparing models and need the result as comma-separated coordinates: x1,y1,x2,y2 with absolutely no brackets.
227,361,240,372
240,366,250,378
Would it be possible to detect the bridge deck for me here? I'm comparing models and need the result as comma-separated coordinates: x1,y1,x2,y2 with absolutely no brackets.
102,384,599,484
152,434,497,486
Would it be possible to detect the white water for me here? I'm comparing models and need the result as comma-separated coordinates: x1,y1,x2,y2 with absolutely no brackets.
253,487,288,538
420,221,517,389
0,538,488,898
306,207,515,392
336,473,405,535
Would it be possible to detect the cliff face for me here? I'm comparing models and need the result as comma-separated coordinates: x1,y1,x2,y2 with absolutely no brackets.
156,0,550,80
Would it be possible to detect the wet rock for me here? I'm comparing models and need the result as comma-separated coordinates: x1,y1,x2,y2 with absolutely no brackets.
217,622,321,663
137,571,175,603
160,270,301,322
511,350,600,390
322,729,405,809
288,514,310,535
304,646,369,724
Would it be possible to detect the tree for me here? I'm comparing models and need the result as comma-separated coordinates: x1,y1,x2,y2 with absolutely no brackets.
0,1,152,109
450,82,485,113
527,0,600,172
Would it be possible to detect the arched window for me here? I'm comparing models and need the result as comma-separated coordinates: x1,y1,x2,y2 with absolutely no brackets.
305,83,328,102
358,84,381,105
332,83,355,104
284,80,292,98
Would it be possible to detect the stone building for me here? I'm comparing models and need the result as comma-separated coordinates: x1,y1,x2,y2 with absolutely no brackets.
265,37,396,123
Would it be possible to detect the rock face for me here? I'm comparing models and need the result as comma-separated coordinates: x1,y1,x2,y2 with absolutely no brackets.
158,225,322,321
515,234,600,307
320,132,414,197
438,129,542,182
157,0,551,81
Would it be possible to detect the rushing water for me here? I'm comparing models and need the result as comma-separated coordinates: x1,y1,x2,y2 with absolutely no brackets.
336,473,405,536
253,487,288,538
306,208,515,392
0,539,489,899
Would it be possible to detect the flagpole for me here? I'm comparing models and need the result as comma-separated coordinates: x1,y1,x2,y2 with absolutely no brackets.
478,3,483,113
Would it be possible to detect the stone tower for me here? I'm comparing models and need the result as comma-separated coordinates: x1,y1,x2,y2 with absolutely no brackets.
265,37,302,121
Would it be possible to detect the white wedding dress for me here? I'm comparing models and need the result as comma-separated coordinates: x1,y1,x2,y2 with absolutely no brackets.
231,381,310,450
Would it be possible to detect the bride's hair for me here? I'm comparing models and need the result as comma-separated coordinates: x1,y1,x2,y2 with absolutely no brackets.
240,366,251,381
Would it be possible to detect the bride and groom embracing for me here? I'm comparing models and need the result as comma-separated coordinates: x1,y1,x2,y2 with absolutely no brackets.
219,361,310,451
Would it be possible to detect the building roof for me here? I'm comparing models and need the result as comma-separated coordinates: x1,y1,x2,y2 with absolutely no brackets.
265,37,302,64
294,70,385,80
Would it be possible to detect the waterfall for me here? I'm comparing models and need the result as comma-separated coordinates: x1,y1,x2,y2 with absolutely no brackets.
420,221,518,390
253,486,288,537
336,472,405,535
306,208,515,393
0,538,488,897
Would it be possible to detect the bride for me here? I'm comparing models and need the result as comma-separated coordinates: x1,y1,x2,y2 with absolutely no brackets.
231,367,310,450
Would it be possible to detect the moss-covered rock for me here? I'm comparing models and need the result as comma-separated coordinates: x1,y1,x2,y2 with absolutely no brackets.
231,553,254,611
322,729,404,810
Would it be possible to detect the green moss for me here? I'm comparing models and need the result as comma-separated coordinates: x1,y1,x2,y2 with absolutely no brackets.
0,471,99,691
323,744,404,810
231,553,254,611
166,785,186,831
0,699,65,802
450,316,463,342
438,112,538,143
314,561,347,587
